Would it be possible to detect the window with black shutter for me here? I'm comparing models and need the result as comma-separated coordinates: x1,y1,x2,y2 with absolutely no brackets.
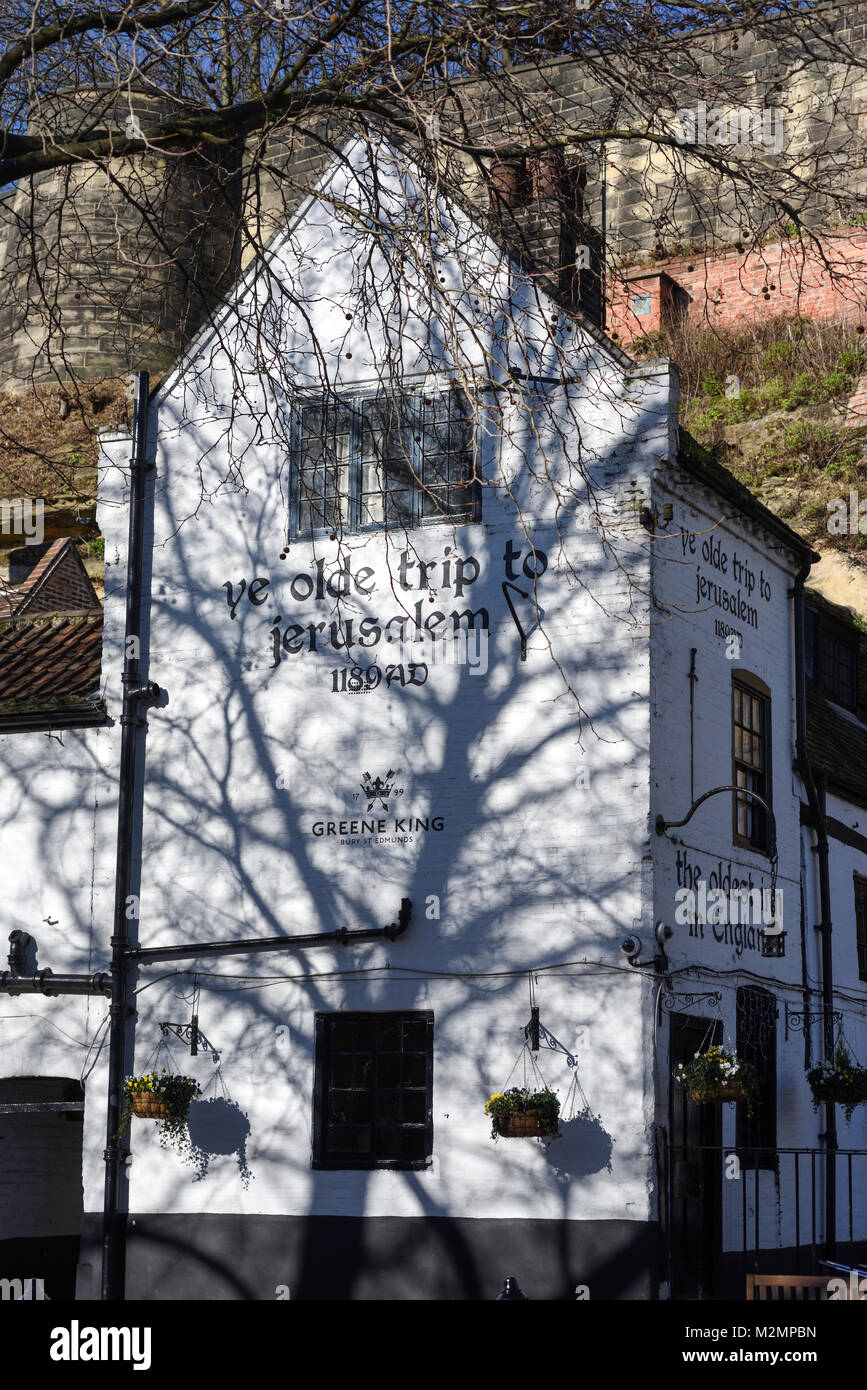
736,986,777,1168
313,1011,434,1169
855,875,867,984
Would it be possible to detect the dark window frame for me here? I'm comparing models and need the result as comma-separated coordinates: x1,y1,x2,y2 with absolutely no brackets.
820,625,859,712
288,385,481,539
312,1010,434,1171
805,604,859,713
735,985,778,1169
804,606,816,682
731,671,772,856
855,873,867,984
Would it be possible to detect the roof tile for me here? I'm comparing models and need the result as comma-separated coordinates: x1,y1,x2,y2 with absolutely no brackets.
0,611,103,715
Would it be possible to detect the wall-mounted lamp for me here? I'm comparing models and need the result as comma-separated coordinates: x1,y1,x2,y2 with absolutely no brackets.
639,502,674,532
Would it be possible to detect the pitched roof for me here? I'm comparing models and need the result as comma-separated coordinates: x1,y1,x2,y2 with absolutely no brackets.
0,536,100,619
677,428,819,561
0,610,105,725
153,131,633,407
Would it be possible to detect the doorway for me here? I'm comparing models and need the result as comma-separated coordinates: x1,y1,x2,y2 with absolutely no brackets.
668,1014,723,1300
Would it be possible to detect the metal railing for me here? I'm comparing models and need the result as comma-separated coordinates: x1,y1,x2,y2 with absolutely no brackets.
666,1145,867,1298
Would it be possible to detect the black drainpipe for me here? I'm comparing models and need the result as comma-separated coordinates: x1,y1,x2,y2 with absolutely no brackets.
793,553,836,1258
0,970,111,996
126,900,413,965
102,372,160,1302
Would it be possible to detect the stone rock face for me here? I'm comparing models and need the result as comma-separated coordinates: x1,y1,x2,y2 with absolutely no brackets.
807,548,867,620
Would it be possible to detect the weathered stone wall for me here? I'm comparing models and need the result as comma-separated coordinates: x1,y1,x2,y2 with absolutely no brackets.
539,1,867,264
437,1,867,312
0,85,240,387
2,3,865,386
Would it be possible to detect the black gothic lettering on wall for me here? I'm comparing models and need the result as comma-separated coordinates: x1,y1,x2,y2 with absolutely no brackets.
220,541,549,681
679,530,773,631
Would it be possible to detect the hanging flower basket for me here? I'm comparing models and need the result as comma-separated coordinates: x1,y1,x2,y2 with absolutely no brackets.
131,1093,171,1120
115,1070,202,1156
496,1108,549,1138
485,1087,560,1140
676,1046,761,1118
689,1080,745,1105
809,1077,856,1105
807,1045,867,1123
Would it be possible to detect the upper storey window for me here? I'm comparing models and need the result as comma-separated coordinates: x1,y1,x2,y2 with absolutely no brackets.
289,386,479,538
805,605,859,712
732,673,771,854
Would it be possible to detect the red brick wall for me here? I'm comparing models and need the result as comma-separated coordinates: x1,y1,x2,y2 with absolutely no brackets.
24,559,98,613
17,540,100,615
607,234,867,346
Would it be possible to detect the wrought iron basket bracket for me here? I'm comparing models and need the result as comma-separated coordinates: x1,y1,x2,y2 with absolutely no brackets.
784,1003,843,1041
656,983,722,1028
524,1007,578,1068
655,785,777,862
159,1019,220,1063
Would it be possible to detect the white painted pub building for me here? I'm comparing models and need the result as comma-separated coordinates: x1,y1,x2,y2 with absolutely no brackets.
1,138,866,1301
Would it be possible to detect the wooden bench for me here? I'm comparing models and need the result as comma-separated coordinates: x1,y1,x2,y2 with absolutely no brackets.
746,1274,837,1301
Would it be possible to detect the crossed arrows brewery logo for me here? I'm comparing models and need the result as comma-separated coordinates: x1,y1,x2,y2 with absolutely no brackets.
360,770,401,811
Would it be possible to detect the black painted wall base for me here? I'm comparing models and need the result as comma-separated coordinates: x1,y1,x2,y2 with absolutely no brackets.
75,1213,657,1301
0,1235,80,1300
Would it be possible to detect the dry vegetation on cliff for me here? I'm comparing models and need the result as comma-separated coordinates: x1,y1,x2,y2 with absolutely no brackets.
0,379,128,500
633,315,867,556
0,380,129,589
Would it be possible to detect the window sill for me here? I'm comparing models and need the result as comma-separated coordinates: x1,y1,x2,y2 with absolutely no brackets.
311,1158,434,1172
292,513,480,543
732,835,772,860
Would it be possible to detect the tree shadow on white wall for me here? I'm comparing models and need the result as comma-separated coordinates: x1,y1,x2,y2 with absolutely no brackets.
185,1096,253,1189
541,1071,615,1181
543,1108,614,1180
